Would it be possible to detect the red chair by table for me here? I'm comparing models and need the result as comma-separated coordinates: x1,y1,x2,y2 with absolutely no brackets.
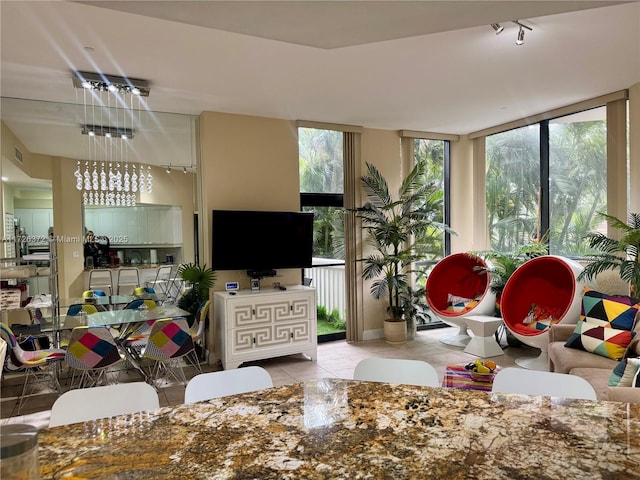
500,255,585,371
426,253,496,346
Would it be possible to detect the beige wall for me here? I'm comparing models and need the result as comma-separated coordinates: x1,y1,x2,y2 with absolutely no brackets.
199,111,302,292
357,128,403,337
630,82,640,213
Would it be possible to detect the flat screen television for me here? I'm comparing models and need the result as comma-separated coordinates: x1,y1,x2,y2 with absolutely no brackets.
211,209,314,275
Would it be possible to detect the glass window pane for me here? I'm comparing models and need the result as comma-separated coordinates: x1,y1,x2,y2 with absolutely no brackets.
486,125,541,251
414,139,446,260
549,107,607,256
299,128,343,194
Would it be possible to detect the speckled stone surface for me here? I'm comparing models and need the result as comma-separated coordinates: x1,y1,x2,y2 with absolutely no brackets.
39,378,639,479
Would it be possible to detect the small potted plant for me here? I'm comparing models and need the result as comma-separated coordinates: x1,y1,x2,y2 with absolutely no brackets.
578,212,640,297
177,263,216,318
355,159,453,343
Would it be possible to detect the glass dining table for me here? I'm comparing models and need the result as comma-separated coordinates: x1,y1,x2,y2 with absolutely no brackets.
59,293,167,310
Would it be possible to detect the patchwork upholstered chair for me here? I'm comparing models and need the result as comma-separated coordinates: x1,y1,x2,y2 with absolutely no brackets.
65,326,125,388
142,317,194,386
0,323,65,414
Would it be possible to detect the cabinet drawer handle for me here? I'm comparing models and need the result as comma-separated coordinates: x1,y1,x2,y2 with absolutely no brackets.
252,309,256,315
253,337,256,344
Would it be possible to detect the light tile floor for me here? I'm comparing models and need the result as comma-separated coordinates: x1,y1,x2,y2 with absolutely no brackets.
0,325,539,429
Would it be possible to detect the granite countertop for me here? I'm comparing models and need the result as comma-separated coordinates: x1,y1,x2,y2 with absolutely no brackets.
39,378,639,479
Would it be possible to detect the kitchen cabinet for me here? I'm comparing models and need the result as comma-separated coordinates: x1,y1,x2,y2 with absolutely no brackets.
14,208,53,241
84,205,182,246
214,286,317,369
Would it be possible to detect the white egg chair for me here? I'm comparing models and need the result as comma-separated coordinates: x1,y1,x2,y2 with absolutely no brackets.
501,255,585,371
426,253,496,347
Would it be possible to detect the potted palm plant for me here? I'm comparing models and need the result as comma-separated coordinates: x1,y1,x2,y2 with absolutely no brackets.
578,212,640,296
355,159,453,344
177,263,216,317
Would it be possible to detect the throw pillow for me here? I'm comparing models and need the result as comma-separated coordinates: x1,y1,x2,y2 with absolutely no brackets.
522,303,564,331
608,359,628,387
565,321,636,361
634,366,640,388
618,357,640,387
446,293,479,313
581,287,640,331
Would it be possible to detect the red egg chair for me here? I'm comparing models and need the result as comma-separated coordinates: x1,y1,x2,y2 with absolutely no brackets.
501,255,585,371
426,253,496,347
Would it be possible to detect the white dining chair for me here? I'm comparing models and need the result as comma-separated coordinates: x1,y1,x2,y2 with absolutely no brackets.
353,358,440,387
184,366,273,404
491,367,597,400
49,382,160,427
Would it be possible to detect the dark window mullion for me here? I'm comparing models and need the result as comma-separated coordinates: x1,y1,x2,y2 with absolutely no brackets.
540,120,550,244
443,141,451,256
301,192,344,208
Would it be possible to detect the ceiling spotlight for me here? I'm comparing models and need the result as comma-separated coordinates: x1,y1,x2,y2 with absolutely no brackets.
491,23,504,35
166,165,171,174
516,26,525,45
183,166,187,174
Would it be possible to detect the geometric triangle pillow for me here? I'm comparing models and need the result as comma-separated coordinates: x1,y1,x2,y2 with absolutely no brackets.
580,287,640,331
565,320,636,361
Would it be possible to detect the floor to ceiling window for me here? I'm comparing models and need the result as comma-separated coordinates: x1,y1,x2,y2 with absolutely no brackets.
298,127,346,341
412,137,450,328
486,106,609,257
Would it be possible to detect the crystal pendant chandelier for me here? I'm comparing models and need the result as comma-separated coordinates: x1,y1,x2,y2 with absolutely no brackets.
72,71,152,207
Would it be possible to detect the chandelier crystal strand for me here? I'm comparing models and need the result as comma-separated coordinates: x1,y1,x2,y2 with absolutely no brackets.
146,165,152,193
139,167,145,193
84,161,91,191
132,164,138,193
75,161,82,190
92,161,99,191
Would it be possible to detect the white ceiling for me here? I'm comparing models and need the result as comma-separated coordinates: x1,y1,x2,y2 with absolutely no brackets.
1,0,639,187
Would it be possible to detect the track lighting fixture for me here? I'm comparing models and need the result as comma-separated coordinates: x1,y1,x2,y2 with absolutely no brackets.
183,166,187,174
489,20,532,45
166,165,171,174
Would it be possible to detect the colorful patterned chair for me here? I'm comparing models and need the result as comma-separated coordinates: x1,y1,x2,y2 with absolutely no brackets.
141,317,194,387
186,300,210,373
65,326,125,389
0,323,65,414
426,253,496,346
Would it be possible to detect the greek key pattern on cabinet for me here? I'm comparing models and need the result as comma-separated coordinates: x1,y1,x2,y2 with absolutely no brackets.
214,287,318,369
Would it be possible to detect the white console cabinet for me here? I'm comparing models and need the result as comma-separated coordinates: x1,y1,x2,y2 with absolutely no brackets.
214,286,317,369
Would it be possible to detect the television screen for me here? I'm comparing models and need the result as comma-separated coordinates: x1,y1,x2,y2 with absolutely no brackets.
211,210,314,273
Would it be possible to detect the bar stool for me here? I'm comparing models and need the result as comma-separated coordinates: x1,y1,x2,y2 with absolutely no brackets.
117,267,140,295
88,269,114,296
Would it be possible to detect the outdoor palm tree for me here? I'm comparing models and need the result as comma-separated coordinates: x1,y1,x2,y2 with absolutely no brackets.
355,159,453,322
578,212,640,297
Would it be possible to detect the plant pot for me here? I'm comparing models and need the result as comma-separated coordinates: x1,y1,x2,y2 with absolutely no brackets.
406,316,417,341
384,319,407,345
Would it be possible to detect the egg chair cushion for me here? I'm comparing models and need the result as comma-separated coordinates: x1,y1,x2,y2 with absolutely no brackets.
522,304,565,331
565,321,636,361
581,287,640,331
446,294,479,313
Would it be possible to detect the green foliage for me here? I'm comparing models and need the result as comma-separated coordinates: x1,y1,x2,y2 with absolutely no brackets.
578,212,640,296
316,305,346,334
355,159,454,320
177,263,216,316
472,236,548,294
486,120,607,256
